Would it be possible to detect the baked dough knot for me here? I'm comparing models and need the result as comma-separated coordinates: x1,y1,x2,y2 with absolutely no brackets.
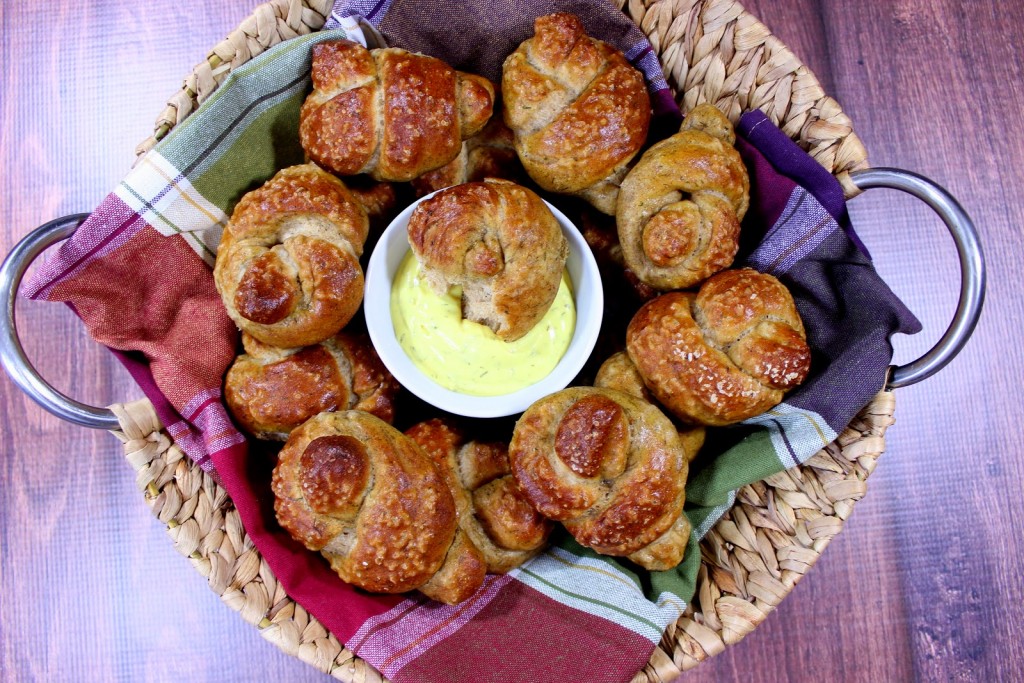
502,13,651,215
626,268,812,426
213,164,369,348
405,418,553,574
300,40,495,182
224,332,399,441
617,104,750,290
407,178,568,341
509,387,691,571
272,411,488,605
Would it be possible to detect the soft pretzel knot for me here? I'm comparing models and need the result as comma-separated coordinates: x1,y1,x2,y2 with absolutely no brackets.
617,104,750,290
405,419,553,574
626,269,812,426
272,411,488,604
502,13,651,215
224,332,399,441
299,40,495,182
407,178,568,341
509,387,691,571
213,164,369,348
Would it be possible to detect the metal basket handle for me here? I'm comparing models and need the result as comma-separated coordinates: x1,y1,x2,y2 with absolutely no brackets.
848,168,985,388
0,214,121,429
0,169,986,428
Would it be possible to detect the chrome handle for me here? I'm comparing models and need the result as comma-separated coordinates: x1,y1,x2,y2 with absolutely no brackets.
0,214,122,429
849,168,985,388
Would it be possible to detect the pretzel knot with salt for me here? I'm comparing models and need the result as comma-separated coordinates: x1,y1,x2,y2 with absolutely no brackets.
272,411,488,605
626,268,812,427
509,387,691,571
617,104,750,291
224,331,399,441
501,13,651,215
213,164,370,349
299,40,495,182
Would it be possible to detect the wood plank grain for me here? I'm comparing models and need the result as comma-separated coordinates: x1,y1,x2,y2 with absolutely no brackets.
1,1,1022,682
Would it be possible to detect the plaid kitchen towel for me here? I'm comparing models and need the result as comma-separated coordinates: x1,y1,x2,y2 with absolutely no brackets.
20,2,920,681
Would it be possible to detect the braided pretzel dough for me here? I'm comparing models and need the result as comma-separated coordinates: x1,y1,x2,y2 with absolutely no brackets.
502,13,651,214
509,387,691,571
407,178,568,341
214,164,369,348
617,104,750,290
224,332,399,441
406,419,552,574
272,411,487,605
299,40,495,182
626,269,811,426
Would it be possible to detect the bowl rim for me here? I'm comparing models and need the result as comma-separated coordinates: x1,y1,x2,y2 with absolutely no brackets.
364,187,604,418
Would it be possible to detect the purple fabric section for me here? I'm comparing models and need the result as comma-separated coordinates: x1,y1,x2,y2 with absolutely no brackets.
736,113,923,431
744,187,837,276
324,0,682,119
735,136,799,242
331,0,396,21
738,110,870,256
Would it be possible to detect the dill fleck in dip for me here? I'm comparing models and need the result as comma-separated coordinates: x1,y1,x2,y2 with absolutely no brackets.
390,251,576,396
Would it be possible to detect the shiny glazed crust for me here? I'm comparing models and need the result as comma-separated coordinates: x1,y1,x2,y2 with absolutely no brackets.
213,164,369,348
626,269,812,426
299,40,495,182
224,332,399,440
406,419,553,574
406,179,569,341
509,387,690,570
617,104,750,290
271,411,485,604
502,13,651,214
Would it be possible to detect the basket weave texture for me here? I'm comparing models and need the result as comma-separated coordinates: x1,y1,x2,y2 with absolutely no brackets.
118,1,887,680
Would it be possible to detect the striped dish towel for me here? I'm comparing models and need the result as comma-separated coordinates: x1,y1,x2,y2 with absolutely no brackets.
21,1,919,681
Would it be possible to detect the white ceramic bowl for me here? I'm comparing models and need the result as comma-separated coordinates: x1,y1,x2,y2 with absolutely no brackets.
364,191,603,418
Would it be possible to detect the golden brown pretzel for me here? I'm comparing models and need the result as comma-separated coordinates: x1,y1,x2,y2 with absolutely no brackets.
509,387,691,570
626,269,812,426
502,13,651,214
407,178,568,341
617,104,750,290
299,40,495,182
406,419,552,574
224,332,399,441
213,164,369,348
271,411,487,605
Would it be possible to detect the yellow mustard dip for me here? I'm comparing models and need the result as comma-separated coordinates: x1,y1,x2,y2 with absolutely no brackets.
390,251,576,396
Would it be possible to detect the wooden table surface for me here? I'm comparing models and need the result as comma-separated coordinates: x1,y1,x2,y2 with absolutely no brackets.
1,1,1021,681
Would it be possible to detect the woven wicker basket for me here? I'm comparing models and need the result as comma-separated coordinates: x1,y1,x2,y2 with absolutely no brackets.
117,0,889,680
